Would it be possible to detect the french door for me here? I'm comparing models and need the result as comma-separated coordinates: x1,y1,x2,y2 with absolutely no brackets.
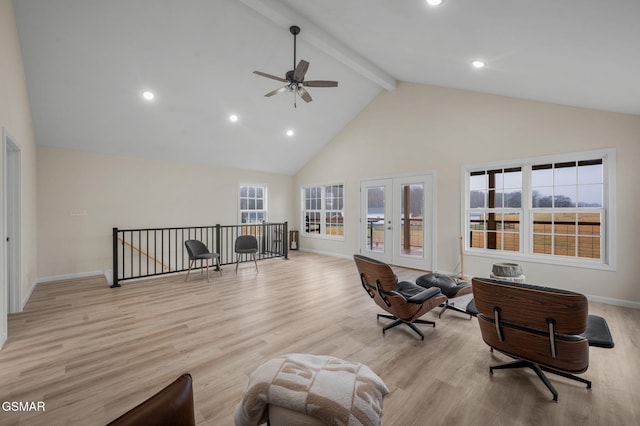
360,174,435,270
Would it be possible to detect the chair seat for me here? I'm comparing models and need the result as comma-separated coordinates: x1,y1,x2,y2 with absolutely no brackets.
194,252,218,260
396,281,442,304
235,248,258,254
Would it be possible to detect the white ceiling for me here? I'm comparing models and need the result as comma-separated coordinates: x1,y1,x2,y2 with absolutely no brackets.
14,0,640,175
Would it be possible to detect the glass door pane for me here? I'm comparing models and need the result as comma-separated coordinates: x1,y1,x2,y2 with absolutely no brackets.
367,186,385,252
400,183,424,257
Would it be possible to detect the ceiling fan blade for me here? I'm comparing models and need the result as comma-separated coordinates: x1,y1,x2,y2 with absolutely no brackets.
297,86,313,103
265,86,290,97
292,60,309,82
253,71,287,82
303,80,338,88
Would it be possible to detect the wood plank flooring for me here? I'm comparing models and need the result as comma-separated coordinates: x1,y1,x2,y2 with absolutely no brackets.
0,252,638,425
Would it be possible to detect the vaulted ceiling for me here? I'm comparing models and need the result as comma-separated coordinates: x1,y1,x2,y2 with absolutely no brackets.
14,0,640,175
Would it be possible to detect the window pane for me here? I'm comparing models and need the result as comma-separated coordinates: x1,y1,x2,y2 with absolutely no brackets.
470,173,486,191
240,199,247,210
503,170,522,189
241,212,248,224
554,164,576,186
533,213,552,234
578,236,600,259
532,166,553,187
248,186,256,197
554,235,576,256
578,163,603,184
553,213,576,235
240,186,248,197
533,234,553,254
257,187,263,198
532,187,553,208
488,170,503,189
249,199,256,209
554,186,576,207
257,199,263,210
578,212,601,236
578,184,602,207
470,190,486,208
326,212,344,236
503,190,521,208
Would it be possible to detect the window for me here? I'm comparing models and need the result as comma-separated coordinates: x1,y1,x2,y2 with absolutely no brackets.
303,183,345,238
464,149,615,269
239,184,266,224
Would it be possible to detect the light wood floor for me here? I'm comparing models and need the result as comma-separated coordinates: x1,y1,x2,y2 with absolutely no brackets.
1,252,638,425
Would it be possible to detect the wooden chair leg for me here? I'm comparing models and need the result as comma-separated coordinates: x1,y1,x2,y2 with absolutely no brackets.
253,253,258,272
185,259,194,282
235,253,240,273
216,256,223,276
206,258,210,282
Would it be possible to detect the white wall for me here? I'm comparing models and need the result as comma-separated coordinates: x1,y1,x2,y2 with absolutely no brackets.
37,146,294,280
0,0,38,346
294,82,640,305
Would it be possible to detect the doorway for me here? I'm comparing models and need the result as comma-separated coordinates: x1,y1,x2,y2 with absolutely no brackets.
360,173,436,270
3,127,22,318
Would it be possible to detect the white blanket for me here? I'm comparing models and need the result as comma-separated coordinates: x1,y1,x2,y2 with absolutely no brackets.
234,353,389,426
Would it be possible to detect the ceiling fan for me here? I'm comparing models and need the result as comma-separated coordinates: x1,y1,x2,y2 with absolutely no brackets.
253,25,338,106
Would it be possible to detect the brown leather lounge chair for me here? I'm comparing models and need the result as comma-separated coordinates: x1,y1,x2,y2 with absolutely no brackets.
472,277,614,402
107,373,195,426
354,255,447,340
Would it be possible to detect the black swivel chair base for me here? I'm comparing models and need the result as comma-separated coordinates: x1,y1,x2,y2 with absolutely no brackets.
489,359,591,402
377,314,436,341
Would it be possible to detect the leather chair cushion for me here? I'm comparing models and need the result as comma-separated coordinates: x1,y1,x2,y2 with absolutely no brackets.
581,315,615,348
396,281,443,304
416,273,471,298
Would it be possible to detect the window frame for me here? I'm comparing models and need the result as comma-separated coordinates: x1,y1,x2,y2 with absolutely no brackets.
239,183,267,224
462,148,616,271
301,182,346,240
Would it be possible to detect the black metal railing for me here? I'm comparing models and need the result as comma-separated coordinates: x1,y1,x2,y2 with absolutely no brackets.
111,222,288,287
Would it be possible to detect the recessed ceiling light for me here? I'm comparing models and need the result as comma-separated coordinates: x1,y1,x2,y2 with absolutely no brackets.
142,91,155,101
229,114,238,123
472,60,486,69
286,129,294,137
426,0,444,6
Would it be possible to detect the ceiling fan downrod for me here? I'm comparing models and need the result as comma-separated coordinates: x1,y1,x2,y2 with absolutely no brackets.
290,25,300,72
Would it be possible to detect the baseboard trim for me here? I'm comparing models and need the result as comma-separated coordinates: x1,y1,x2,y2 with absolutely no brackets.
21,281,37,310
586,294,640,310
298,248,352,260
36,271,105,285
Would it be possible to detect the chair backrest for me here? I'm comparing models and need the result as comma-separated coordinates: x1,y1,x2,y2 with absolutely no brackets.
472,277,590,373
353,254,411,317
107,373,195,426
235,235,258,251
185,240,209,259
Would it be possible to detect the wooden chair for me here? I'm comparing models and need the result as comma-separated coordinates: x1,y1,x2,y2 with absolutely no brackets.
472,277,613,401
235,235,259,273
353,255,447,340
184,240,221,282
107,373,195,426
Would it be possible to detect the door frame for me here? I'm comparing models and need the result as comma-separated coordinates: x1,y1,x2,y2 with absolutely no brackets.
359,172,437,270
3,127,22,316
